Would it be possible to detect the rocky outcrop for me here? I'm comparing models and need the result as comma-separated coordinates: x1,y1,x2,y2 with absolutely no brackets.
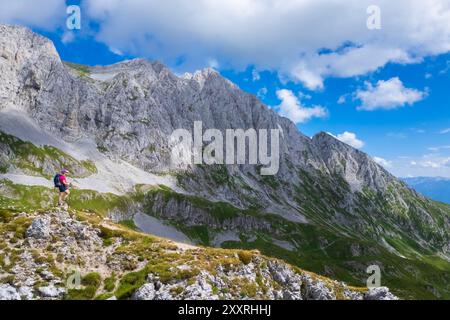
130,258,397,300
0,284,21,300
26,216,51,239
0,209,398,300
364,287,399,300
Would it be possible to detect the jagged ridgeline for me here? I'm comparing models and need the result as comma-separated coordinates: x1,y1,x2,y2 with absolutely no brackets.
0,24,449,300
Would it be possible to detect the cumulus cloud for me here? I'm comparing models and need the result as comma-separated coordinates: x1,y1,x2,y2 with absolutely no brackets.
337,95,347,104
257,87,268,99
428,145,450,152
2,1,450,90
410,156,450,169
207,58,220,69
445,158,450,167
392,155,450,177
355,77,426,111
61,31,75,44
81,0,450,89
0,0,66,29
330,131,365,149
274,89,327,124
373,156,392,168
252,69,260,82
416,161,441,168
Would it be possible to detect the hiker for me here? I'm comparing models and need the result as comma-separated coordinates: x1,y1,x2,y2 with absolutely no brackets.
54,169,71,207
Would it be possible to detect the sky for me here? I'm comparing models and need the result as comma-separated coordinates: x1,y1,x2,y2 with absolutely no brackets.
0,0,449,178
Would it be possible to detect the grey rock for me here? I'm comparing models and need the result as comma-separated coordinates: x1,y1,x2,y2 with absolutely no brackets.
38,284,65,298
18,286,34,300
40,270,54,280
0,284,21,300
364,287,399,300
133,283,156,300
26,216,51,239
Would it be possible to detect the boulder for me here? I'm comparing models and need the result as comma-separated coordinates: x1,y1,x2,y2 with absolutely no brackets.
38,284,65,298
0,284,21,300
26,216,51,239
364,287,398,300
132,283,156,300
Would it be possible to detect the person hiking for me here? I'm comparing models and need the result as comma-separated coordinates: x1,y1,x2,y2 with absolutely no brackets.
54,169,71,208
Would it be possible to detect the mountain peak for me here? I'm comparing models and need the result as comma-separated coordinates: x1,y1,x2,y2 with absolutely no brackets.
1,24,450,300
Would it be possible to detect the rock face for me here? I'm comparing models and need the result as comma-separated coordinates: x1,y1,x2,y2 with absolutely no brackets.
0,24,450,299
130,259,391,301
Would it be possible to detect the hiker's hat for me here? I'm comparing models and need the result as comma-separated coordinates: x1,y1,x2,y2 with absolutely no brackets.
61,169,69,174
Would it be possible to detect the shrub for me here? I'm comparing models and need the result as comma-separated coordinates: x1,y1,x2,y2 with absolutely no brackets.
238,251,253,265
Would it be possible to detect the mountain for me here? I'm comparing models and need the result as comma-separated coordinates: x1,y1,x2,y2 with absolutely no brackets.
403,177,450,204
3,207,397,300
0,24,449,299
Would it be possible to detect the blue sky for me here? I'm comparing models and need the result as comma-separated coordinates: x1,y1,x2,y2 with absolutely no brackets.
1,0,449,177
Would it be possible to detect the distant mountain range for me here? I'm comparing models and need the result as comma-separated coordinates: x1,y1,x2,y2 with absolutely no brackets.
402,177,450,204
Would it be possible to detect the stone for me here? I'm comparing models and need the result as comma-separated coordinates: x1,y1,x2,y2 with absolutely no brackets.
18,286,34,300
0,284,21,300
38,284,65,298
364,287,399,300
26,217,51,239
132,283,156,300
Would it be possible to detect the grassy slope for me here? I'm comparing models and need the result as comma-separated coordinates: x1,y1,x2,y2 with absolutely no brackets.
140,180,450,300
0,131,97,178
2,175,450,299
1,131,450,300
0,197,367,300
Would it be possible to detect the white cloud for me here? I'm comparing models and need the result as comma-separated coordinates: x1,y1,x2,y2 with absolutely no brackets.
410,157,450,169
440,128,450,134
256,87,268,99
109,47,124,56
419,161,441,168
445,158,450,167
0,0,66,29
61,31,75,44
386,132,407,139
81,0,450,90
274,89,327,124
252,69,260,82
373,156,392,168
355,77,426,111
207,58,220,69
390,154,450,177
440,60,450,74
2,1,450,90
337,95,347,104
298,92,311,100
330,131,365,149
428,145,450,152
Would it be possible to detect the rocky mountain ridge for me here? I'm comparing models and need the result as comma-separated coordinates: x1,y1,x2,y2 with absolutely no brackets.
0,208,397,300
1,24,450,299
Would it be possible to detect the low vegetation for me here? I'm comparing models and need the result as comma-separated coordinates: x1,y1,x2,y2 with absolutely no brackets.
0,131,97,178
